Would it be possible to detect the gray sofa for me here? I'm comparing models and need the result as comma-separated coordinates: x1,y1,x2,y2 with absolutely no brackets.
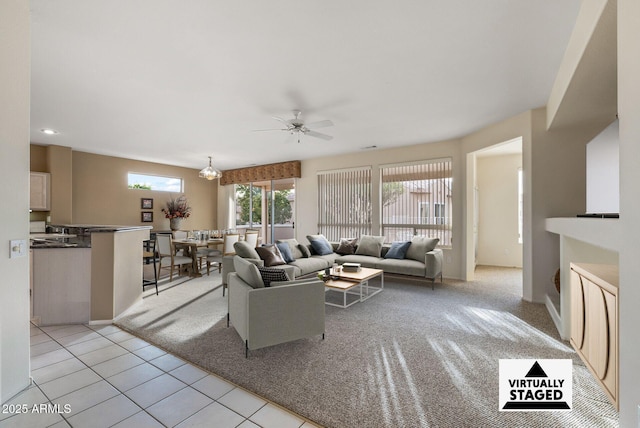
223,235,443,289
227,256,325,357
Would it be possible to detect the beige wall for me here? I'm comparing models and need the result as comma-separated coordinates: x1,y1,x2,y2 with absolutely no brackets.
476,154,522,268
0,0,31,404
47,145,73,224
72,151,218,231
617,0,640,424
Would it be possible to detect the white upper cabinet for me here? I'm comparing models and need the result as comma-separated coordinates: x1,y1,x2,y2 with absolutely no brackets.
30,172,50,211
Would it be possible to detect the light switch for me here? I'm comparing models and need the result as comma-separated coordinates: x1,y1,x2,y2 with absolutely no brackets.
10,239,27,258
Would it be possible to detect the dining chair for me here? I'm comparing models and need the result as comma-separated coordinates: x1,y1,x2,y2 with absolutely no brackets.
172,230,188,239
157,234,192,282
207,233,240,280
218,233,240,296
243,230,259,248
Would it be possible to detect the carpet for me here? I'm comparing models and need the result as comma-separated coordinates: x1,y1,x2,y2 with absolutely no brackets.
117,267,618,428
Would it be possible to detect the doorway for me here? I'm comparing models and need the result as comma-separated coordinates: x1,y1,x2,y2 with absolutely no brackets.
467,138,523,288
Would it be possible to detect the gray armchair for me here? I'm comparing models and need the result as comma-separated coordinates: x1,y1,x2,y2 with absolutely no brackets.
227,256,325,357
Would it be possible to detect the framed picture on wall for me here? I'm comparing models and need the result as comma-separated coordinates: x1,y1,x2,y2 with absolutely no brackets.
141,198,153,209
141,211,153,222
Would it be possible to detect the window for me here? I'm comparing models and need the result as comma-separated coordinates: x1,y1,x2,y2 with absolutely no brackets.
381,158,452,246
317,167,372,241
128,173,183,192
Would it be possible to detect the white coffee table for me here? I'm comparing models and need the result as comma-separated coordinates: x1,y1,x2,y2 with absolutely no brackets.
322,267,384,308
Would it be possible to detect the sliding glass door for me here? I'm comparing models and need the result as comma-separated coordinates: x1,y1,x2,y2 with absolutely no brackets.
234,178,295,244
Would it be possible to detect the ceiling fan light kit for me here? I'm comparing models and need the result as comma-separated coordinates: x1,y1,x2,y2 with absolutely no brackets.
199,156,222,180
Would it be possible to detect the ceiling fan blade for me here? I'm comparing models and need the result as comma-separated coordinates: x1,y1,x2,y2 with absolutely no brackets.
272,116,291,126
305,130,333,141
305,119,334,129
252,128,288,132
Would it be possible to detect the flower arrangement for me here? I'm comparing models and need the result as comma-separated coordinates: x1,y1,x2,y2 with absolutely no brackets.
161,195,192,219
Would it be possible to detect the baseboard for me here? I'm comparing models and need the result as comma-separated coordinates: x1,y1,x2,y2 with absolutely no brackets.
545,294,566,340
88,319,114,326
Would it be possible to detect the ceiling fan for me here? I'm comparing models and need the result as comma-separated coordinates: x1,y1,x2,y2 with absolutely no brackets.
254,110,334,143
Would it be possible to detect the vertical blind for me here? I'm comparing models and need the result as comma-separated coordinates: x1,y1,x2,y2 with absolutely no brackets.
380,158,453,246
317,167,372,241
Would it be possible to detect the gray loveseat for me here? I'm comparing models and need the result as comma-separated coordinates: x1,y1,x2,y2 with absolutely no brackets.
227,256,325,357
223,234,443,289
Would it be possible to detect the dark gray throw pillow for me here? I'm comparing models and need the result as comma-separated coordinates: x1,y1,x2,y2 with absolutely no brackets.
255,245,286,266
336,238,358,255
384,241,411,259
306,234,334,256
298,244,311,258
257,266,289,287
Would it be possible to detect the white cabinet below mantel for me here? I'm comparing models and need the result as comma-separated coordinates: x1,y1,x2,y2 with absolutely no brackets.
30,172,51,211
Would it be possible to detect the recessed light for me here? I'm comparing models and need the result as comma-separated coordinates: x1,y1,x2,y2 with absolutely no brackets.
40,128,59,135
361,145,378,150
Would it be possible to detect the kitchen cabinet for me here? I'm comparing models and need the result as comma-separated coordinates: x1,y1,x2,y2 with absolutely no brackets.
31,248,91,325
30,172,50,211
570,263,618,409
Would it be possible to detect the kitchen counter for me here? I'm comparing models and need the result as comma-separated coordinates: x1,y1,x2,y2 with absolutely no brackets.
30,224,151,325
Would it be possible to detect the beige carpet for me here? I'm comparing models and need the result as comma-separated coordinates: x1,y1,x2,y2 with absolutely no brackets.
118,266,618,428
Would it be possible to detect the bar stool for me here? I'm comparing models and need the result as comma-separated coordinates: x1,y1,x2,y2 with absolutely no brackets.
143,239,158,295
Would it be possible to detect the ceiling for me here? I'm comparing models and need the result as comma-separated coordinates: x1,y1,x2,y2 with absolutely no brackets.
29,1,581,171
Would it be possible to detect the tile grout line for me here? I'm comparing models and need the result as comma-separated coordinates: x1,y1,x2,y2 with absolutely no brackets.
31,323,151,427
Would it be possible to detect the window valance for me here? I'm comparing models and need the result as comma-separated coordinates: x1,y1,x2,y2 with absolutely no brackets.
220,160,301,186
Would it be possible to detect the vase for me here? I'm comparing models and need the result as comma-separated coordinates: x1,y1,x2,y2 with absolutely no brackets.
170,218,182,231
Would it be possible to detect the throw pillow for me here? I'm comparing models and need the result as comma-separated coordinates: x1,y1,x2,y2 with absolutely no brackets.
306,234,334,256
276,242,294,263
355,235,386,257
255,245,286,267
276,238,303,260
257,266,290,287
298,244,311,258
336,238,358,255
233,241,260,259
405,236,440,262
384,241,411,259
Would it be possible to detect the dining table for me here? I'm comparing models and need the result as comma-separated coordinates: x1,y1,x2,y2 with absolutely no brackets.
173,238,223,277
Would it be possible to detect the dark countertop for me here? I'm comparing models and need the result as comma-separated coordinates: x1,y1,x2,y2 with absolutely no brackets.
30,235,92,249
50,224,153,234
31,224,152,249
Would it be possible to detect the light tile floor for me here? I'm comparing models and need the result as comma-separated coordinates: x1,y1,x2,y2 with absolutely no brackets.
0,323,320,428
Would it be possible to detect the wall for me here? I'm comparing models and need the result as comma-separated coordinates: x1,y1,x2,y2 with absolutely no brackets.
0,0,31,404
47,145,73,224
586,119,619,214
617,0,640,425
294,139,464,279
476,154,522,267
72,151,218,231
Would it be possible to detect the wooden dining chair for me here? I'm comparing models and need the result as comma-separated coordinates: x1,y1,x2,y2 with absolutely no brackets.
244,230,259,248
207,233,239,278
157,234,192,282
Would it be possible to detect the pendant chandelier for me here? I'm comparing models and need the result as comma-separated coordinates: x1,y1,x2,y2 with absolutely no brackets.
199,156,222,180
